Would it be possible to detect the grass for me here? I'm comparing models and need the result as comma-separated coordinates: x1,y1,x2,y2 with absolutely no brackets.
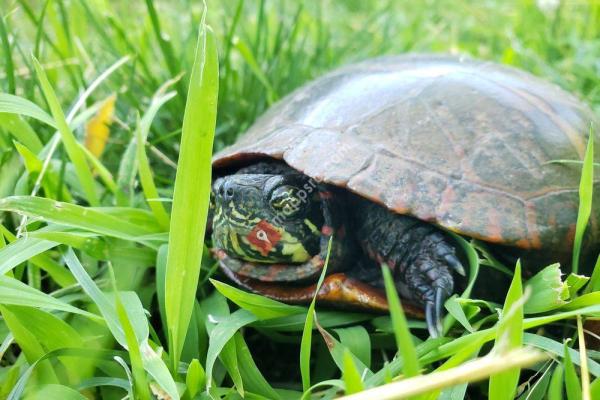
0,0,599,399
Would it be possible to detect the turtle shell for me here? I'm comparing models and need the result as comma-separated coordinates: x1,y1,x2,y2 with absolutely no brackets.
213,54,600,255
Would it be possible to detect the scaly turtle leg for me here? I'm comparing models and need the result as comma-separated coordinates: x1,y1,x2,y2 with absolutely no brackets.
354,200,465,337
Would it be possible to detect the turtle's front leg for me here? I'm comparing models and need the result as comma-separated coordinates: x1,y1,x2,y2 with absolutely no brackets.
355,201,464,337
400,229,464,337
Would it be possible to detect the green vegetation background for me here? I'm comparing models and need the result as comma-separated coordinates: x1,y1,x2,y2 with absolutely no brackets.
0,0,599,399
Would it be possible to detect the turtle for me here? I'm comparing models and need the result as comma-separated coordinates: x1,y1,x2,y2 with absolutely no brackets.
210,54,600,337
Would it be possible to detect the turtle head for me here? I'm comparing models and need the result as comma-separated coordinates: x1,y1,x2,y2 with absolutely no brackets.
211,172,324,263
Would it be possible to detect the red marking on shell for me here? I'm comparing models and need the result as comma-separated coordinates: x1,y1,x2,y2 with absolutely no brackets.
321,225,334,236
486,207,503,243
247,220,282,256
525,205,542,250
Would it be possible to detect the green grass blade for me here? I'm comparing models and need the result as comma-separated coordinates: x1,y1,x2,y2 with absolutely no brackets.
381,264,421,379
205,309,258,393
211,278,306,319
28,384,87,400
135,114,170,230
0,275,93,317
186,358,205,399
564,340,583,400
234,332,281,400
549,364,564,400
64,249,178,399
489,261,524,400
572,126,594,274
164,8,219,371
300,237,332,392
524,264,569,313
585,254,600,293
32,56,99,206
0,12,15,94
115,293,151,400
577,316,592,400
0,113,43,153
334,326,371,369
343,348,365,395
0,305,59,383
144,0,181,81
524,333,600,376
0,196,162,241
0,93,56,127
7,347,126,400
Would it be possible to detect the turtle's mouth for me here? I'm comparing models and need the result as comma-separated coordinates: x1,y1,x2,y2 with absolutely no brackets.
213,248,325,283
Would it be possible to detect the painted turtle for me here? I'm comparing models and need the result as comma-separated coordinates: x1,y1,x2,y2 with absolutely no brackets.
210,54,599,337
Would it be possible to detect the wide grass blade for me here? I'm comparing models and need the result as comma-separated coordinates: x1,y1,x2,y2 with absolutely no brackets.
186,358,205,399
343,349,365,395
548,364,564,400
381,264,421,379
524,264,569,313
0,93,56,127
63,249,178,399
489,261,525,400
211,278,306,319
205,309,258,393
572,126,594,274
32,56,99,206
164,7,219,371
564,340,582,400
0,113,43,152
0,275,93,317
0,196,162,241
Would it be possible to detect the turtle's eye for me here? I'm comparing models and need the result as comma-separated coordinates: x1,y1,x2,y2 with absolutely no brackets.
268,185,307,217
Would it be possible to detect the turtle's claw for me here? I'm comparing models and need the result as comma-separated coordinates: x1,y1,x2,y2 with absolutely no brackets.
425,301,440,338
424,289,445,338
445,254,466,276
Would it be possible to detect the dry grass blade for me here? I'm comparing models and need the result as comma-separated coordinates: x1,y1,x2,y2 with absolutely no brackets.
339,348,547,400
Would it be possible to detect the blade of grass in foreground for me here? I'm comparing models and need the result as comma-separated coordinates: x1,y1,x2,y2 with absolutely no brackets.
381,264,421,379
300,238,332,393
165,6,219,372
339,348,547,400
32,56,99,206
572,126,594,274
577,316,592,400
489,262,524,400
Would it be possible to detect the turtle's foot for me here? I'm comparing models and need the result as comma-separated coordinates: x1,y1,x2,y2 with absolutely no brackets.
404,231,464,338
